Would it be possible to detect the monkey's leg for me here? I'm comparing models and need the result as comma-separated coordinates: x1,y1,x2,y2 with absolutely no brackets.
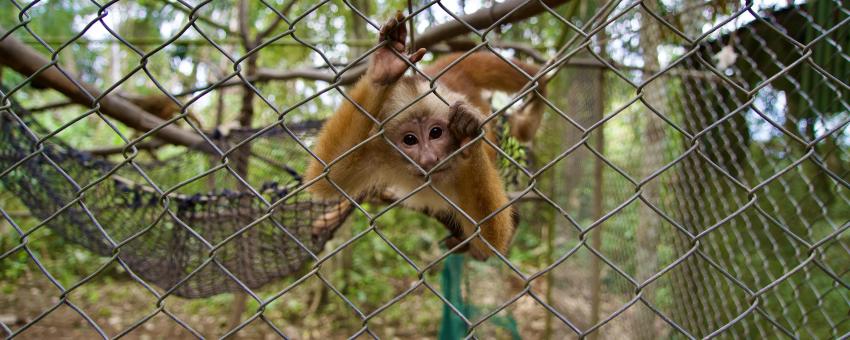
311,200,353,236
460,208,514,260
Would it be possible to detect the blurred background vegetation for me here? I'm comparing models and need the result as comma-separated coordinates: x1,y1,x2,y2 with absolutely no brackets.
0,0,848,339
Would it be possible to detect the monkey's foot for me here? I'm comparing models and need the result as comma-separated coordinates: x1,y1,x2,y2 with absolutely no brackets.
370,12,427,85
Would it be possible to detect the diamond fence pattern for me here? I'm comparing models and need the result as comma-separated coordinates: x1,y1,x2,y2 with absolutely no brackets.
0,0,848,339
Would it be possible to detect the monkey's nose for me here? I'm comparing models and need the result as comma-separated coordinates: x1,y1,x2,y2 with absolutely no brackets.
419,155,439,172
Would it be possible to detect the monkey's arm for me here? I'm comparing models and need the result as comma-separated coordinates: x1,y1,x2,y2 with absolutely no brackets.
446,164,515,260
468,162,515,259
305,12,426,199
444,104,516,260
304,79,393,198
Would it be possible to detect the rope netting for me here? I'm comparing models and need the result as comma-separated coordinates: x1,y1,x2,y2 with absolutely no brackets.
0,101,351,298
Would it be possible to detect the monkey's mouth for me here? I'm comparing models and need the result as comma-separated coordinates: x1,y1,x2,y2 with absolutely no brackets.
428,167,448,175
414,164,451,177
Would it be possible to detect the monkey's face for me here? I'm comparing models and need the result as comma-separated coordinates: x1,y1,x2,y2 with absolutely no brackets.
390,115,457,174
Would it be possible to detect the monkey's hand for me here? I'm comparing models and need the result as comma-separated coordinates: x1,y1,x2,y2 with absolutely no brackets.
449,102,484,157
368,12,427,85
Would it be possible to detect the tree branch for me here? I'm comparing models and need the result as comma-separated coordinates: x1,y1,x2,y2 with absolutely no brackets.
412,0,572,49
178,0,572,96
158,0,236,35
29,100,76,113
86,140,165,156
0,30,213,153
255,0,299,43
237,0,252,48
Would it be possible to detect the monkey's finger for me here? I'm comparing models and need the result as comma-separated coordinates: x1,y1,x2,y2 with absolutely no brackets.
392,41,405,52
379,17,400,41
392,16,408,45
408,48,426,63
393,12,407,41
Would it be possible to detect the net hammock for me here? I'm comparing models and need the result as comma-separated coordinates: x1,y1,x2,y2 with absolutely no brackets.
0,98,353,298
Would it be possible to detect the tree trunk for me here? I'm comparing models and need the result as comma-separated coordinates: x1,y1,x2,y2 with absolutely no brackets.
632,6,665,339
588,65,606,340
228,0,258,327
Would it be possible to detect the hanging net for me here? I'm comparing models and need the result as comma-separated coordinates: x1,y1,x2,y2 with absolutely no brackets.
0,98,352,298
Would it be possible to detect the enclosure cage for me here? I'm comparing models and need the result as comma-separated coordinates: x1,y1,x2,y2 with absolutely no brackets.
0,0,848,339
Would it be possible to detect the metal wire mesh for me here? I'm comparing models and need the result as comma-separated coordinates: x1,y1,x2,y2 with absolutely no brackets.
0,0,848,339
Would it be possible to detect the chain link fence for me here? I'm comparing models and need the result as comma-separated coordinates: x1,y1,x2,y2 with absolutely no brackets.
1,0,848,339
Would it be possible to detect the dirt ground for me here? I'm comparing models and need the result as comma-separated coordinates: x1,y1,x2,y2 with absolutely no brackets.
1,267,667,339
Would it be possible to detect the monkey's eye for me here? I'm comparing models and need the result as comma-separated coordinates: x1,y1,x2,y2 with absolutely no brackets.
403,134,418,145
429,127,443,139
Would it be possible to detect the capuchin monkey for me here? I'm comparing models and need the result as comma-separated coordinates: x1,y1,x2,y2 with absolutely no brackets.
306,12,546,260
